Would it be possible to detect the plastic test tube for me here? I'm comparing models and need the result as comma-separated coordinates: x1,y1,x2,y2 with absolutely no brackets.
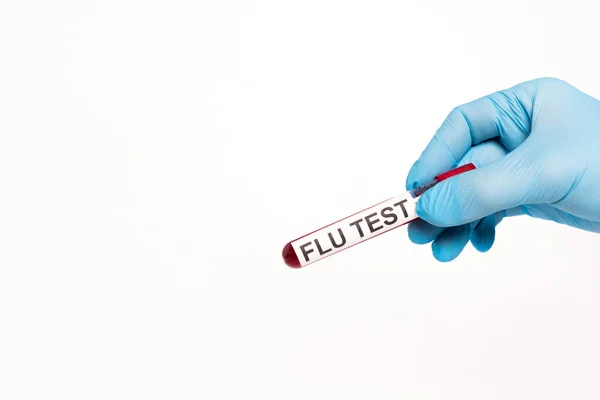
282,163,476,269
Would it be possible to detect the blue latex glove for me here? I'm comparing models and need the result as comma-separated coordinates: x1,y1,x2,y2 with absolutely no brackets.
406,78,600,262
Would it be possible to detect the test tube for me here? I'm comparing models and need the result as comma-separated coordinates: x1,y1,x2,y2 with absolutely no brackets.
282,163,476,268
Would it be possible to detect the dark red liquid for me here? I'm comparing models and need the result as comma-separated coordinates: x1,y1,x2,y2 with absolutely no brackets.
436,163,476,181
282,243,301,268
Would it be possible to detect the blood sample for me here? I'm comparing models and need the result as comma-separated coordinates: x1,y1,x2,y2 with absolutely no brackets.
282,163,476,268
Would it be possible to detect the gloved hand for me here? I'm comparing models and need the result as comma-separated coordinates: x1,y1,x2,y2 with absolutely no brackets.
406,77,600,262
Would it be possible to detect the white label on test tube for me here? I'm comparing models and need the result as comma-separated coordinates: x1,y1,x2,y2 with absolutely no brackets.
290,192,418,267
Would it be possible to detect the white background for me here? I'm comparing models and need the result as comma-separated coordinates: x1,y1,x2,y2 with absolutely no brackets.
1,1,600,399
